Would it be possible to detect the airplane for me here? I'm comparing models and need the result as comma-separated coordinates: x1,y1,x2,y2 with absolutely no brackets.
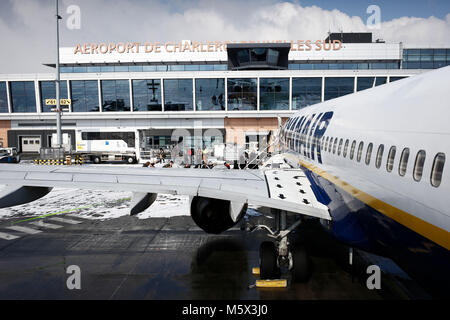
0,66,449,297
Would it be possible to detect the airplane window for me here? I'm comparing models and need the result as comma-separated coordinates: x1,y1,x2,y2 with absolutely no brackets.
399,147,410,177
333,138,338,154
343,139,349,157
325,136,329,152
357,141,364,162
338,138,343,156
329,138,333,153
431,153,445,187
387,146,396,172
365,143,373,165
350,140,356,160
375,144,384,169
413,150,426,182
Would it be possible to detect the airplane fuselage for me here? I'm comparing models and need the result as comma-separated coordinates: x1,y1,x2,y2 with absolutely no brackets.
280,66,450,296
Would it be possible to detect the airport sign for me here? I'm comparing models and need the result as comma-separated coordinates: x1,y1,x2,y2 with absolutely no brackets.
73,40,342,55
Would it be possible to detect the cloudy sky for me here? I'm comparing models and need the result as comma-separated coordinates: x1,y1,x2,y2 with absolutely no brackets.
0,0,449,74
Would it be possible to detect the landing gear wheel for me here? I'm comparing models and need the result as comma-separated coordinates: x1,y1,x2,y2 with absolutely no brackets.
259,241,279,279
292,245,311,283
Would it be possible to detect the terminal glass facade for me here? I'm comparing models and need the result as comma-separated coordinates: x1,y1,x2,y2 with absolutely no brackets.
163,79,193,111
0,75,421,114
292,77,322,110
390,76,407,82
288,62,399,70
101,80,131,112
10,81,36,113
71,80,100,112
132,79,162,111
60,64,228,73
402,49,450,69
39,81,69,112
259,78,289,110
324,77,354,101
0,82,7,113
356,77,387,91
227,78,257,111
195,78,225,111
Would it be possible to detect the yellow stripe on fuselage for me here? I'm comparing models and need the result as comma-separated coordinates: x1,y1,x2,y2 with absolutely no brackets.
299,160,450,251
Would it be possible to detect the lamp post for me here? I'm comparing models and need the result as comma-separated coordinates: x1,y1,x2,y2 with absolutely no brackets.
55,0,63,148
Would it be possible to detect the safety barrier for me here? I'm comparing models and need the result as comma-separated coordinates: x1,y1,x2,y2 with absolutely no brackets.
34,155,84,166
34,159,66,165
73,155,84,165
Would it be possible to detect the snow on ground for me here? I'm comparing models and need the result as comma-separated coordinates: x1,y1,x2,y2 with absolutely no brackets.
0,184,263,221
0,185,190,220
0,161,190,220
0,162,264,221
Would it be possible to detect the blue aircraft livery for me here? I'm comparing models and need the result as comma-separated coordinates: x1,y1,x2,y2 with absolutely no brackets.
282,111,334,164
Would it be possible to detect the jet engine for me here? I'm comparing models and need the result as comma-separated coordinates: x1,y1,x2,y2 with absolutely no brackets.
190,196,248,234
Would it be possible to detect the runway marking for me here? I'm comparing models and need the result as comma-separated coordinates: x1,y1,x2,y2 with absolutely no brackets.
6,226,42,234
11,207,90,225
29,220,63,229
0,232,20,240
49,217,82,224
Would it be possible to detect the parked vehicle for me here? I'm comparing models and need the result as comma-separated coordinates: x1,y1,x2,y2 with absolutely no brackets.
0,147,20,163
75,130,138,164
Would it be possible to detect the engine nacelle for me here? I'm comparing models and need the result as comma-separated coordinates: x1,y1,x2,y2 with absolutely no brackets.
190,196,248,234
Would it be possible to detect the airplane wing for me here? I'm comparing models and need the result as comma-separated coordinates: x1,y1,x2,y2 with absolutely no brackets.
0,163,330,222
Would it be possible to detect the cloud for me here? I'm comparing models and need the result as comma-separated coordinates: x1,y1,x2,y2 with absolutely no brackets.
0,0,449,74
373,14,450,45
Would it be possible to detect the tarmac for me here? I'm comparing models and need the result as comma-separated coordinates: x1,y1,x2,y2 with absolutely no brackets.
0,210,431,300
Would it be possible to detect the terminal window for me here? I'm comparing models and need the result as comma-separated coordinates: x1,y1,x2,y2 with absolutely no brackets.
324,77,354,101
39,81,68,112
195,78,225,111
163,79,194,111
132,79,162,111
0,82,7,113
10,81,36,113
357,77,387,91
101,80,131,112
259,78,289,111
227,78,257,111
71,80,100,112
292,77,322,109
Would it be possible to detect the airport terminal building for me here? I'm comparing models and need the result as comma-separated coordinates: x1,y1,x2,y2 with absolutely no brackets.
0,32,449,160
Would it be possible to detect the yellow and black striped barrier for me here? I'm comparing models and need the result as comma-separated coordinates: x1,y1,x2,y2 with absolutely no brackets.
34,159,66,166
34,155,84,166
74,155,84,165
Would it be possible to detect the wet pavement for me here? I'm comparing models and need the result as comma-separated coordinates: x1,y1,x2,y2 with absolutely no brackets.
0,212,430,300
